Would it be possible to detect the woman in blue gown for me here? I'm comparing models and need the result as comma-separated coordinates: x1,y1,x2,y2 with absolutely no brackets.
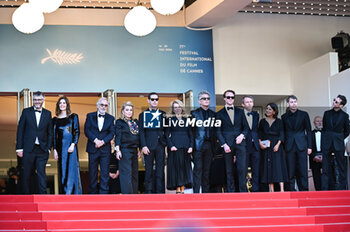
53,96,82,194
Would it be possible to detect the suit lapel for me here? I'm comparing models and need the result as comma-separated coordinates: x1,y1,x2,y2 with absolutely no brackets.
222,108,233,125
30,107,38,128
101,114,108,131
293,110,301,129
253,112,258,128
93,113,99,130
38,109,46,129
286,112,294,129
333,111,342,128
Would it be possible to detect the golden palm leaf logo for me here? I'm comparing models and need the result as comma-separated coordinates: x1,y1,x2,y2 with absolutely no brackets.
41,49,84,65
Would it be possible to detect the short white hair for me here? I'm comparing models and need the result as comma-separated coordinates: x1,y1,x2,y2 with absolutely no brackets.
97,97,108,107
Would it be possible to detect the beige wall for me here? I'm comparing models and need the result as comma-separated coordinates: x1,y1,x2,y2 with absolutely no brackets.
213,13,350,96
291,52,338,108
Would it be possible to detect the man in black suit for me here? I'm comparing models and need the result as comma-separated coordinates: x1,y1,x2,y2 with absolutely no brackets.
321,95,350,190
310,116,323,191
84,97,115,194
16,91,53,194
139,92,166,193
282,95,312,191
241,96,260,192
191,90,217,193
216,90,249,192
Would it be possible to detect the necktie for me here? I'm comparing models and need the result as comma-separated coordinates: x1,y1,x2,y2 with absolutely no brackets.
247,112,252,116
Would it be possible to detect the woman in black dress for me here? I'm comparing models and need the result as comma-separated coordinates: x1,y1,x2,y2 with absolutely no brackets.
53,96,82,194
165,100,193,194
115,101,139,194
258,103,288,192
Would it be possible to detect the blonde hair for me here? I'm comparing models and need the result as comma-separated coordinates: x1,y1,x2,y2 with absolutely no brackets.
120,101,134,120
170,100,185,115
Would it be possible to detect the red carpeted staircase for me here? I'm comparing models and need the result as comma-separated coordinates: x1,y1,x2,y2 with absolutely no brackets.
0,191,350,232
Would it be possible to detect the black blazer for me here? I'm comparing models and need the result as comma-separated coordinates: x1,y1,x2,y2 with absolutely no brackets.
84,112,115,154
245,111,260,152
138,109,166,150
321,109,350,152
281,109,312,152
114,119,139,149
216,107,249,147
191,108,217,151
16,107,53,153
165,116,194,149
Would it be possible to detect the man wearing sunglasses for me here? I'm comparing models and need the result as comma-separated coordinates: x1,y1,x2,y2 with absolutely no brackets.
216,90,249,192
321,95,350,190
84,97,115,194
191,90,217,193
139,92,167,193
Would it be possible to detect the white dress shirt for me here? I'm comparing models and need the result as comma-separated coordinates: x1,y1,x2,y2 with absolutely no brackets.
97,112,105,131
34,109,42,144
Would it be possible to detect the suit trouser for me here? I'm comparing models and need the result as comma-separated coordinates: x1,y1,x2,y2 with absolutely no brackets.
310,161,322,191
286,148,308,191
193,141,213,193
23,145,49,194
144,143,165,193
88,150,110,194
246,145,260,192
119,148,138,194
225,142,247,193
322,148,348,190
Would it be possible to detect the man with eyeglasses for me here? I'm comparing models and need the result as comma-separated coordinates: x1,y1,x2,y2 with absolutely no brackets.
16,91,53,194
84,97,115,194
139,92,166,193
191,90,217,193
216,90,249,192
321,95,350,190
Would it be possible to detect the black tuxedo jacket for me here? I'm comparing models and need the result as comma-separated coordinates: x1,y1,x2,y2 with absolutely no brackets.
191,108,216,151
16,107,53,153
245,111,260,152
216,107,249,147
138,109,166,150
321,109,350,152
84,112,115,154
281,109,312,152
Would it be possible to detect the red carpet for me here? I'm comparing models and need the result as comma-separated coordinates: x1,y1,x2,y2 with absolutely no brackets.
0,191,349,232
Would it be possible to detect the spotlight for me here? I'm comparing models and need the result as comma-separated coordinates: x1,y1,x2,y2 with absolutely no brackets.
331,31,350,71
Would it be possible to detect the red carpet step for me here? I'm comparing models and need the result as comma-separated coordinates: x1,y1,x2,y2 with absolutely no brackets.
0,191,349,232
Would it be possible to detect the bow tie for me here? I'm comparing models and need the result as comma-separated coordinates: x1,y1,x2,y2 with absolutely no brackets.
227,107,234,110
315,129,322,132
98,114,105,118
35,110,41,113
247,112,252,116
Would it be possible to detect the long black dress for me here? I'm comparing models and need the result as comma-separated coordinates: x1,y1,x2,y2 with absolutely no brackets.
165,116,193,190
53,113,82,194
258,118,288,184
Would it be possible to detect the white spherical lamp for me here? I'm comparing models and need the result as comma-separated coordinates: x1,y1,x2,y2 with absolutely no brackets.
124,6,157,37
12,3,45,34
30,0,63,13
151,0,184,15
